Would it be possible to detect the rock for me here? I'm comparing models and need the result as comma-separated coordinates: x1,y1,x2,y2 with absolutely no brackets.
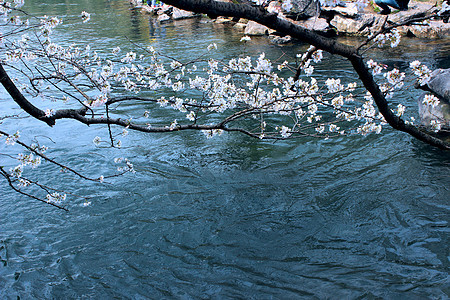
387,3,437,23
369,15,388,32
321,2,360,17
330,14,375,35
418,94,450,127
157,14,170,23
297,16,330,33
140,5,154,14
172,7,196,20
233,22,247,30
417,68,450,128
405,20,450,39
269,35,292,44
214,17,233,24
418,69,450,104
245,21,270,36
157,6,172,14
283,0,321,20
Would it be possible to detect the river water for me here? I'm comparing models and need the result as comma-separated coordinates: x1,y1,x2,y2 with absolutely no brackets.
0,0,449,298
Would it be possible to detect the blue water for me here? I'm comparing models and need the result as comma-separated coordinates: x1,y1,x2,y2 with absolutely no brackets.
0,1,449,298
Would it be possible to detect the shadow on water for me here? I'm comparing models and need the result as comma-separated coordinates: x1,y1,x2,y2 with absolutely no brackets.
0,0,449,298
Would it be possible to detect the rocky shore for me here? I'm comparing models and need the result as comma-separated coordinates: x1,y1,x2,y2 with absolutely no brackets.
128,0,449,39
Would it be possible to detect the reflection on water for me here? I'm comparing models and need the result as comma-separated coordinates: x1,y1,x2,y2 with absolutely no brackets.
0,0,449,298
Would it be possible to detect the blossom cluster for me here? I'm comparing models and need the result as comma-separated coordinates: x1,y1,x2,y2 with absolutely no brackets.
409,60,432,85
2,0,447,209
371,29,401,48
3,21,390,141
4,1,438,144
46,192,66,204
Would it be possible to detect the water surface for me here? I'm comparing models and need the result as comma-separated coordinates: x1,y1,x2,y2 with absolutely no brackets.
0,1,449,298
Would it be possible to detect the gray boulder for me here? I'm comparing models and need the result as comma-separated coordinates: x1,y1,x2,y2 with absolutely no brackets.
157,14,170,23
296,16,330,33
172,7,196,20
417,68,450,128
245,21,270,35
321,2,359,17
283,0,321,20
330,14,375,35
418,69,450,104
417,94,450,128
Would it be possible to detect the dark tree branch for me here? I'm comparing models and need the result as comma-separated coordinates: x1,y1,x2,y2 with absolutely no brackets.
0,63,55,126
0,166,68,211
162,0,450,150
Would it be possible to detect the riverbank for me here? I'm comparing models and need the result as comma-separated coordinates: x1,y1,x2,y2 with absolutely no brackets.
128,0,449,39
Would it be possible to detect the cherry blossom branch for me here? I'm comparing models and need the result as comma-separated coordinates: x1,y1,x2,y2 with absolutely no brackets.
0,166,68,211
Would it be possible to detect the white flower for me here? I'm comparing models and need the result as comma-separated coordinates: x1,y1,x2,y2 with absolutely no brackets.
207,43,217,51
281,0,293,11
389,30,401,48
396,104,405,117
208,59,219,71
422,94,440,108
202,129,223,138
112,47,121,55
171,81,184,92
409,60,420,69
331,95,344,108
93,136,101,145
90,94,108,107
304,65,314,76
45,108,55,117
170,60,182,69
46,192,66,204
384,68,405,88
121,51,136,63
430,120,442,132
280,126,291,138
18,178,31,187
278,61,289,71
316,125,325,133
14,0,25,8
10,165,23,178
169,119,178,130
81,11,91,23
410,61,432,85
329,124,340,132
255,53,272,74
186,111,196,121
325,78,343,93
312,50,323,63
367,59,383,75
5,131,20,145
